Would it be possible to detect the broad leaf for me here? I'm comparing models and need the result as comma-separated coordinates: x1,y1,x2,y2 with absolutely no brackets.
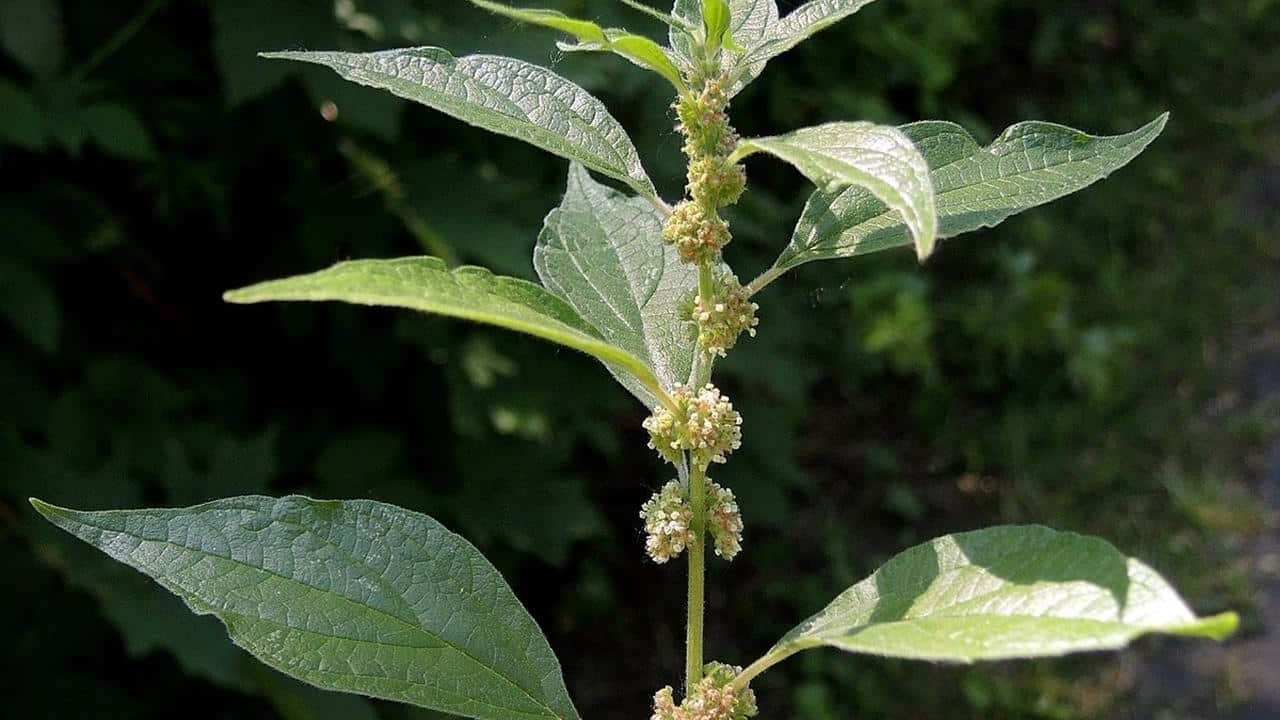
32,496,582,720
262,48,657,199
534,164,699,407
468,1,686,91
752,526,1236,670
774,114,1169,273
224,257,669,405
732,122,938,259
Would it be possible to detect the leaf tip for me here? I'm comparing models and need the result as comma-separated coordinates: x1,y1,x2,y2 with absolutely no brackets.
1187,611,1239,641
29,497,71,523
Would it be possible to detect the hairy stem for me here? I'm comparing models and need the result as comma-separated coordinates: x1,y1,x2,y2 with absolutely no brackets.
685,460,709,694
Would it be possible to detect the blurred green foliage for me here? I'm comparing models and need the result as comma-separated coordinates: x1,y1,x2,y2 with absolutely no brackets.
1,1,1277,718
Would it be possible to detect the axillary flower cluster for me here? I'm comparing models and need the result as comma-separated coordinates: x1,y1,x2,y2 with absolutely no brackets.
638,60,758,720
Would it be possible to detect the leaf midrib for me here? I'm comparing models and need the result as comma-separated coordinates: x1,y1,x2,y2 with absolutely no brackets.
77,513,565,720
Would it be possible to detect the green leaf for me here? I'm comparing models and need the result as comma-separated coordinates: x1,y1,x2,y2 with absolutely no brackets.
773,115,1169,273
467,0,608,44
534,164,699,407
223,256,670,407
262,47,657,199
0,260,59,353
0,0,64,77
31,495,583,720
749,526,1236,673
670,0,776,79
82,104,156,161
702,0,732,52
466,2,687,92
738,1,878,73
732,122,938,259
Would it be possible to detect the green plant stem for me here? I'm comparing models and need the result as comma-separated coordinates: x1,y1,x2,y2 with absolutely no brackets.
685,460,709,694
729,645,803,692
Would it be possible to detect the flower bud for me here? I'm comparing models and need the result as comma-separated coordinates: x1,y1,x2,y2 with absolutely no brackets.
691,275,759,358
640,481,695,564
651,662,758,720
643,383,743,468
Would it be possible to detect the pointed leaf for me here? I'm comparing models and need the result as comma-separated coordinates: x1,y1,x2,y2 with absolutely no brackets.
468,1,685,91
702,0,732,53
262,48,657,199
224,257,669,405
738,1,878,73
31,496,582,720
534,164,699,406
774,115,1169,273
733,122,938,259
467,0,608,44
752,526,1236,671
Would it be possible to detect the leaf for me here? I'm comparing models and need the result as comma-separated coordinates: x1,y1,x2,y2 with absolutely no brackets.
753,526,1236,671
672,1,879,96
738,1,879,72
223,256,670,406
732,122,938,259
467,0,608,44
82,104,156,161
31,495,584,720
702,0,732,52
534,164,699,407
774,115,1169,273
262,47,657,199
670,0,777,81
0,260,59,353
0,0,64,76
466,1,687,92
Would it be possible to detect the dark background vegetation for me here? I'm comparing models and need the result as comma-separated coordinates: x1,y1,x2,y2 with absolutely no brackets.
2,1,1278,718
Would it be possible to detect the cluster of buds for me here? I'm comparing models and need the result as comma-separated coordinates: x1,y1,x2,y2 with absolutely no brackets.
689,274,759,357
652,663,758,720
640,481,695,564
643,383,743,468
663,201,731,265
706,481,744,560
662,76,747,265
675,79,734,158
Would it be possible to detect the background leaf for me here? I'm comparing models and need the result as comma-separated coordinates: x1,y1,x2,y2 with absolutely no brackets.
32,495,583,720
262,48,658,200
775,114,1169,273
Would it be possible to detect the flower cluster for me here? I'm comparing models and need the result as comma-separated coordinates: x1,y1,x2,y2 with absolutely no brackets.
663,201,731,264
640,481,695,564
690,274,759,357
643,383,743,468
662,76,746,265
651,663,758,720
706,481,744,560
